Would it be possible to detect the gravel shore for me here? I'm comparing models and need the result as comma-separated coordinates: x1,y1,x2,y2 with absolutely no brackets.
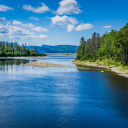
24,62,75,68
72,60,128,78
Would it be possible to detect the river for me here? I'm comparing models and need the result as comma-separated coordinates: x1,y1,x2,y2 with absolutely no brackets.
0,56,128,128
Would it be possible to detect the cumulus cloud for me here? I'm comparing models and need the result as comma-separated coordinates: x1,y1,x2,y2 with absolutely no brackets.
8,25,34,39
67,24,75,32
103,26,111,29
13,20,34,28
29,16,39,21
31,27,48,32
0,24,32,39
13,20,24,26
12,20,48,32
51,15,78,25
0,24,8,34
51,15,78,32
23,3,50,13
0,4,13,11
0,17,6,21
0,21,48,39
56,0,82,15
75,23,94,31
51,16,93,32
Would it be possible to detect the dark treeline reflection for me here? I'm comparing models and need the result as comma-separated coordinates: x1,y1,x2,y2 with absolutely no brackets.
77,65,128,119
0,59,30,73
106,74,128,118
0,59,30,66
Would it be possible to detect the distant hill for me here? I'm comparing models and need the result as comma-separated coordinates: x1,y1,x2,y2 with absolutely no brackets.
26,45,78,53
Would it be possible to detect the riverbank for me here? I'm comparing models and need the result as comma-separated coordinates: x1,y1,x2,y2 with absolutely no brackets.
0,54,76,59
24,62,74,68
47,53,76,56
72,60,128,78
0,56,51,59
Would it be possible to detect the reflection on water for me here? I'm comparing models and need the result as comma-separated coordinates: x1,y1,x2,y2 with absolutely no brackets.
0,57,128,128
0,59,30,66
0,59,30,73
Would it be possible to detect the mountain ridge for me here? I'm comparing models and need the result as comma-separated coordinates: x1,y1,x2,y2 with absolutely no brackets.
26,45,78,53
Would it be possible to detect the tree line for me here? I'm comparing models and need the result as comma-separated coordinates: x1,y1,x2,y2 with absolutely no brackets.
76,23,128,66
0,41,45,57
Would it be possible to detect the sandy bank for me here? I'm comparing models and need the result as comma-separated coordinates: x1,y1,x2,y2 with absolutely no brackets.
72,60,128,78
24,62,74,68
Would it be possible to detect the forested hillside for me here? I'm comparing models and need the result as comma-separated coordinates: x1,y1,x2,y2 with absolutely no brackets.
27,45,78,53
76,23,128,66
0,42,44,57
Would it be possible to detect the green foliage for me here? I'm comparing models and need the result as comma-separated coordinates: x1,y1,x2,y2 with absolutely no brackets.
113,28,128,65
0,42,44,57
76,23,128,66
76,32,101,60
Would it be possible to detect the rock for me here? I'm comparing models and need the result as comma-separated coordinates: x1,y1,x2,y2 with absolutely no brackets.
24,62,74,68
107,66,112,69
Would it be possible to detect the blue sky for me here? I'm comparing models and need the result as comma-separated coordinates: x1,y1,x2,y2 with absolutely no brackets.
0,0,128,46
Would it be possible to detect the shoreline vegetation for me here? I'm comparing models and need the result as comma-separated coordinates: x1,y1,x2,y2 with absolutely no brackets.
75,23,128,78
0,41,46,57
72,60,128,78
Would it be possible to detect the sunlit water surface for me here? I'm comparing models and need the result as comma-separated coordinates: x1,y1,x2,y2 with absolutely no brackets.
0,56,128,128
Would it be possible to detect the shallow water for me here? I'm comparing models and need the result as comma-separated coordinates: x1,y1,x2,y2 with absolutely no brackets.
0,56,128,128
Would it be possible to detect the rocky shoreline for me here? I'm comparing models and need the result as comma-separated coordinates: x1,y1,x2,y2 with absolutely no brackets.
72,60,128,78
24,62,75,68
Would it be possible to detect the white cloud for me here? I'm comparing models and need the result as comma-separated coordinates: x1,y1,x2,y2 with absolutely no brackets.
39,34,48,38
51,15,78,32
51,17,93,32
67,24,75,32
0,17,6,21
12,20,48,32
13,20,34,28
0,24,8,34
0,21,48,40
51,15,78,25
23,3,50,13
56,0,82,15
29,16,39,21
0,4,13,11
0,24,33,39
8,25,34,39
31,27,48,32
13,20,23,26
75,23,94,31
103,26,111,29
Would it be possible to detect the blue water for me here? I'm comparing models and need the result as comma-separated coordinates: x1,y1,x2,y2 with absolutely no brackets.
0,56,128,128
